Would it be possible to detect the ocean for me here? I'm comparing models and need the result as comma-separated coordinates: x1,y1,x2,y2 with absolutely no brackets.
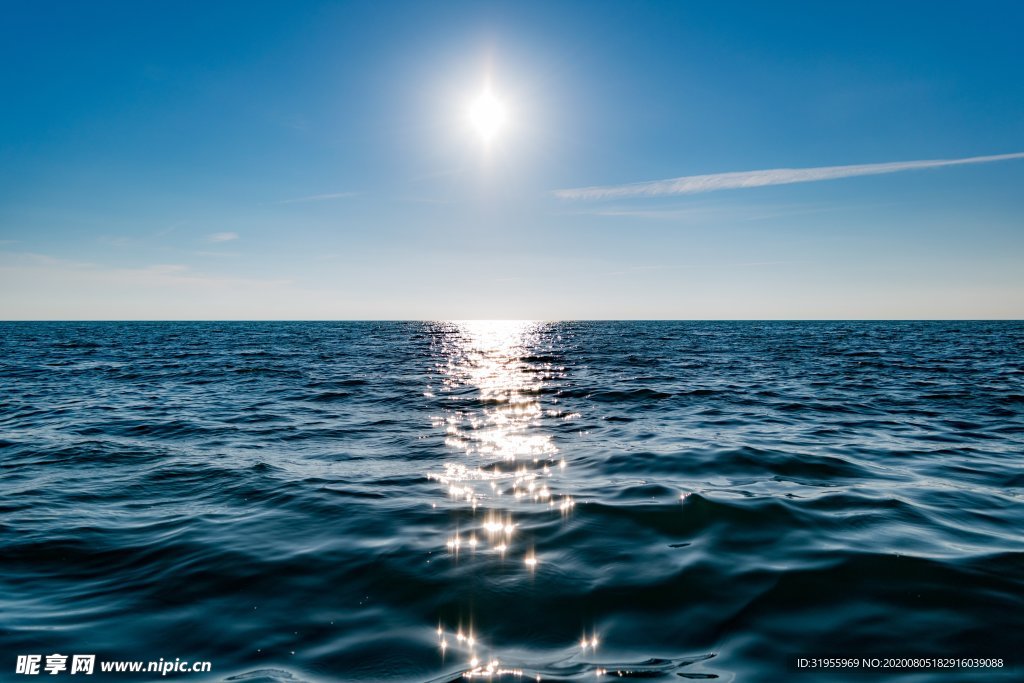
1,321,1021,681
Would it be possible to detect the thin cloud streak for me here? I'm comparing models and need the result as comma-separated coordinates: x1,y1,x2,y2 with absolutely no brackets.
278,192,358,204
554,152,1024,200
206,232,239,242
0,250,351,320
602,260,797,276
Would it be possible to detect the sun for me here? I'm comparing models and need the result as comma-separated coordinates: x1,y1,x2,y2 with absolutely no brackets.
467,87,507,145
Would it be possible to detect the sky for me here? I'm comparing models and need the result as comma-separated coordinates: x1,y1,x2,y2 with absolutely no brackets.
1,0,1023,320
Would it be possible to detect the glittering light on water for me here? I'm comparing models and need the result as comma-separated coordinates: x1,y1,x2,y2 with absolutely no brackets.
579,632,600,651
436,620,611,680
427,322,594,674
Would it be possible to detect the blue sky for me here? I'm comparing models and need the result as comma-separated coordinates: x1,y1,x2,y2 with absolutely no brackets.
1,0,1022,319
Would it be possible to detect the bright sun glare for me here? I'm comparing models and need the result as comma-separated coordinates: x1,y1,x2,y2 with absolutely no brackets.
467,87,507,145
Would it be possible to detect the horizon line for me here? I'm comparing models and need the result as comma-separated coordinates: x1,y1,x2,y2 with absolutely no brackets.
1,318,1020,323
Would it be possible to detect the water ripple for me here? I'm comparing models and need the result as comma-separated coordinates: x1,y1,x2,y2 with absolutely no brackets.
0,321,1021,681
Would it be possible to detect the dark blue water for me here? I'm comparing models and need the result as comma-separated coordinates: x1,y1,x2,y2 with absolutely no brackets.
2,321,1022,682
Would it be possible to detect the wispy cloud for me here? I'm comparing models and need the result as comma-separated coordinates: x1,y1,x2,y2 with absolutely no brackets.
601,260,798,277
397,196,452,205
278,191,358,204
205,231,239,242
195,250,240,258
99,235,136,247
0,250,350,320
554,151,1024,200
562,201,859,222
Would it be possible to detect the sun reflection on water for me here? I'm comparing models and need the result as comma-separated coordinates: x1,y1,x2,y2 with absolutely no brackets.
426,321,595,675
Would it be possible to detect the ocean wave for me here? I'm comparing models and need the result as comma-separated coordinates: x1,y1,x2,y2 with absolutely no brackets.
0,321,1021,682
